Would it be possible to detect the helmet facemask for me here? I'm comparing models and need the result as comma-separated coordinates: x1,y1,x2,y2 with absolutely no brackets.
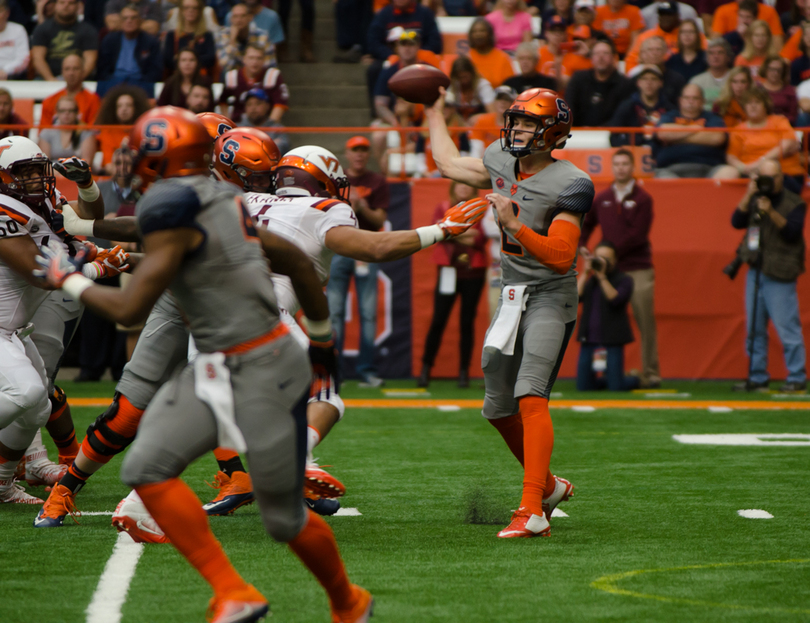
500,112,567,158
2,157,56,208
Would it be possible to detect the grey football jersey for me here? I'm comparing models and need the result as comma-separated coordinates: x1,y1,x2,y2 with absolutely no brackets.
136,176,281,354
483,142,594,286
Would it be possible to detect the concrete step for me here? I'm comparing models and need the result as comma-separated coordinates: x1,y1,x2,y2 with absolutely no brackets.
281,37,338,61
284,16,337,35
283,107,370,127
287,85,367,108
281,63,366,86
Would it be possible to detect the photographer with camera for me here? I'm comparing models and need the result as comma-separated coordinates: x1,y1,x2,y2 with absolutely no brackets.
576,242,641,391
581,149,661,388
731,158,807,392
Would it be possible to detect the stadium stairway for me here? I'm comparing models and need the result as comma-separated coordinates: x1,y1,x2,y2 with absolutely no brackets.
280,0,371,156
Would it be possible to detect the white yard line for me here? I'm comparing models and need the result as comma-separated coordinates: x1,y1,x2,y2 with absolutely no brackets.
82,511,114,516
333,507,362,516
86,532,144,623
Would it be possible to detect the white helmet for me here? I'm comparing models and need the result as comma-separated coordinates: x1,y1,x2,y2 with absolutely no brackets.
274,145,350,201
0,136,55,208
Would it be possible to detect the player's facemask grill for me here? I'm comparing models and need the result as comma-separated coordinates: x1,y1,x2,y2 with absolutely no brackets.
500,112,568,158
0,157,56,208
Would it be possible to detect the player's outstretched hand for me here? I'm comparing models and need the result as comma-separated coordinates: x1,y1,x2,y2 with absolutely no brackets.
438,197,488,238
308,338,341,396
95,245,131,277
33,240,84,287
53,157,92,187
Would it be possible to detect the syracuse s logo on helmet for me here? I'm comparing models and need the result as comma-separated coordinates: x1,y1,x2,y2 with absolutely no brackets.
217,122,233,137
143,120,169,155
555,98,571,124
218,139,240,165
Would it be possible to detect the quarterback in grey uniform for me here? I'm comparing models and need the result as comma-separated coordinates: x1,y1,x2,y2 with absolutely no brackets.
426,88,594,538
34,108,373,623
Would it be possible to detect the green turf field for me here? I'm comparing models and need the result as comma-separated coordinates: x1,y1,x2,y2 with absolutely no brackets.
2,380,809,622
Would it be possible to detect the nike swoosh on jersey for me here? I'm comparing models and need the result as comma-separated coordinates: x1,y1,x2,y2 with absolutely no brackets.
522,195,532,201
278,378,295,390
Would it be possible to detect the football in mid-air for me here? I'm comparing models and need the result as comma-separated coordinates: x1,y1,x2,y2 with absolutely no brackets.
387,64,451,105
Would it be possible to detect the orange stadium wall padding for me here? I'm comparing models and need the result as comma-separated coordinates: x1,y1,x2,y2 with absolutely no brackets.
409,178,810,381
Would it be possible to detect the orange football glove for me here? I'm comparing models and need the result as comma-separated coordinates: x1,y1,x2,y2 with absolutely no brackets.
82,245,131,279
437,197,489,238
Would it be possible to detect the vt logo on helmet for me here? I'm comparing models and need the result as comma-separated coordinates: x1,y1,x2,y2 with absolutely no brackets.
274,146,350,202
500,88,573,158
0,136,56,211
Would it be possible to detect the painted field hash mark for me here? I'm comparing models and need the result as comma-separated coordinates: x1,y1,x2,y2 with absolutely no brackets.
737,509,774,519
86,532,144,623
673,434,810,446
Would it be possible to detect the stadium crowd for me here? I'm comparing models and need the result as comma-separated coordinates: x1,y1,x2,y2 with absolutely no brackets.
0,0,805,390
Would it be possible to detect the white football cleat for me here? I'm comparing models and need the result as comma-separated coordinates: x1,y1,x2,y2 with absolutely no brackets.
25,446,68,488
111,490,170,544
0,479,43,504
542,475,575,518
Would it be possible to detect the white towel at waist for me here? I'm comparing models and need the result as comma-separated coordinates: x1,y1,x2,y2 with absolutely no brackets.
483,285,528,356
193,352,246,453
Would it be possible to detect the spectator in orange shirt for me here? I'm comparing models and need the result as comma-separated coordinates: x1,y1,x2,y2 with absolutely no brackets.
715,87,804,186
722,0,757,57
734,19,779,75
91,84,152,175
625,1,687,72
469,85,516,157
713,65,753,126
788,22,810,85
711,0,783,46
538,16,594,89
39,53,100,128
593,0,645,57
467,18,515,88
780,0,810,40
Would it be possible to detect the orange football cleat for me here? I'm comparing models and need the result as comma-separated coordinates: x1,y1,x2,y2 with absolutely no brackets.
33,484,79,526
497,507,551,538
331,585,373,623
542,475,575,519
304,463,346,500
203,471,255,516
206,584,269,623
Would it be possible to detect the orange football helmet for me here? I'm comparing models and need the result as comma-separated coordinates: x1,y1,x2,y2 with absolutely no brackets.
130,107,211,190
500,88,572,157
212,127,281,193
196,112,235,141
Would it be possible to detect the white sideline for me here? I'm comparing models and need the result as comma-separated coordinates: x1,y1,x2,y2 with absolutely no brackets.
85,532,144,623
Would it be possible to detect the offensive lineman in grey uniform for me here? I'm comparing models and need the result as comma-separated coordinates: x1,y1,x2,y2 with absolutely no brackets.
426,88,594,538
33,107,373,623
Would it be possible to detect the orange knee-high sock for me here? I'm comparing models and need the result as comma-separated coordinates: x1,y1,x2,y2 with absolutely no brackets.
136,479,249,596
518,396,554,516
488,413,524,466
288,510,354,611
81,397,144,464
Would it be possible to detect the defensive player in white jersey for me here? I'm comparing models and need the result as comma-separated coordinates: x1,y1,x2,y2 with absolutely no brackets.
426,88,594,538
211,129,491,504
0,137,125,504
35,106,374,623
